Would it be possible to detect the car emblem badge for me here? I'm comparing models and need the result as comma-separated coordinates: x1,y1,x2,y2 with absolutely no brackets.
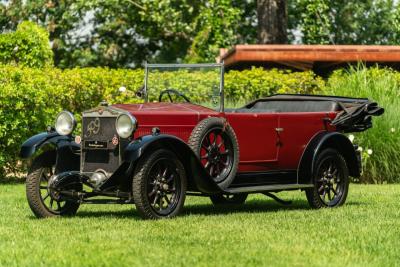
112,135,119,146
86,118,101,137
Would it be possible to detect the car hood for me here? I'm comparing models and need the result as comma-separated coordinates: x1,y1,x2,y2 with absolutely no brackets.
112,103,219,139
113,102,217,116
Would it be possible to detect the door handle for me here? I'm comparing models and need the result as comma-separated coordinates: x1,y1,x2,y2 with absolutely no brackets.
275,128,284,132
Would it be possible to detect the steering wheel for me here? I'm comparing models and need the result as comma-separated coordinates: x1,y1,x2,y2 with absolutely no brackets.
158,89,191,103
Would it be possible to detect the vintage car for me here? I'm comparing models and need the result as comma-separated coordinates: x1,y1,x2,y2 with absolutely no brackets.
20,63,384,219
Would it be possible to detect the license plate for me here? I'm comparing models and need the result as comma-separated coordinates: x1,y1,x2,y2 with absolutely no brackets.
84,140,108,149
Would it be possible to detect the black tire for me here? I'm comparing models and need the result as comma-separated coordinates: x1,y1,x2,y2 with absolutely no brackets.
132,149,187,219
188,117,239,189
210,193,248,205
305,148,349,208
26,151,81,218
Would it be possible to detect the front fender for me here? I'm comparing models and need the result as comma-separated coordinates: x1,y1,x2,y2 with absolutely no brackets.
123,134,222,194
20,131,81,174
20,131,78,158
298,131,360,184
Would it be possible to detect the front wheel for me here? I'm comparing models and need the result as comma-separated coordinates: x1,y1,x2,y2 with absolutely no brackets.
306,148,349,208
132,149,187,219
26,151,81,218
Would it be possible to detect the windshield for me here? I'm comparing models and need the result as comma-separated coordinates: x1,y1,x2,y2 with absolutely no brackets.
144,63,224,111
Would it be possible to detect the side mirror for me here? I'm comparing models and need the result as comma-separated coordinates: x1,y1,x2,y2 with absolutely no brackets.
135,85,145,98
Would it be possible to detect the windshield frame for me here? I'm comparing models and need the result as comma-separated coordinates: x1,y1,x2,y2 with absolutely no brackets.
143,63,225,112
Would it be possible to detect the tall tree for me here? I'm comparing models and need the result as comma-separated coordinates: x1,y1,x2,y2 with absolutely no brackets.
257,0,287,44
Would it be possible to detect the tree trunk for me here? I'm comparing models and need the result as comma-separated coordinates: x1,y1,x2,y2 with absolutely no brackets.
257,0,287,44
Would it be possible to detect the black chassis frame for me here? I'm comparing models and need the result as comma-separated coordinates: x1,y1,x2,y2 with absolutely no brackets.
20,125,361,204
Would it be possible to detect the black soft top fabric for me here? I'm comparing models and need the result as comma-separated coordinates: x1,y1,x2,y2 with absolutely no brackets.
227,94,384,132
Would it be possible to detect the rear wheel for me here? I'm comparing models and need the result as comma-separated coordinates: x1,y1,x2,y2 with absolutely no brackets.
132,149,187,219
188,117,239,189
26,151,81,218
210,193,248,205
306,148,349,208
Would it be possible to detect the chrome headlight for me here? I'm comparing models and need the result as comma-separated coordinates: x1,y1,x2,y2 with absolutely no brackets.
55,111,76,136
116,113,137,138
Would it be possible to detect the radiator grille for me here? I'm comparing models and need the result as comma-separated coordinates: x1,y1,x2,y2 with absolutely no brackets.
81,116,120,174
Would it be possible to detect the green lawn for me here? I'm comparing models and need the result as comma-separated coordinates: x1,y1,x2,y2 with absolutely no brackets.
0,183,399,267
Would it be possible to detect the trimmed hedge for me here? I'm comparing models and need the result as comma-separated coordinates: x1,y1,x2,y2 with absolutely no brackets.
0,66,143,176
0,65,324,177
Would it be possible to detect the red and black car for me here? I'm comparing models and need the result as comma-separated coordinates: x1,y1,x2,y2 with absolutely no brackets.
20,63,383,219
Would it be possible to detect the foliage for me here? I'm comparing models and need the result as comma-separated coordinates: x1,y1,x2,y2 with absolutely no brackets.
0,65,143,176
225,68,324,104
291,0,332,44
0,21,53,67
1,183,400,266
0,1,255,67
326,66,400,183
291,0,400,44
0,0,89,66
0,65,324,176
2,1,400,66
186,0,241,62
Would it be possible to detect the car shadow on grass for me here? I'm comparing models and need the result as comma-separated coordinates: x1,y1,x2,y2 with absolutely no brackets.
72,199,312,220
182,199,312,217
66,198,365,220
74,209,139,219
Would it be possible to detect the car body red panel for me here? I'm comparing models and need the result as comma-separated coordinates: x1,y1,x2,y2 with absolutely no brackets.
113,103,339,174
113,103,219,142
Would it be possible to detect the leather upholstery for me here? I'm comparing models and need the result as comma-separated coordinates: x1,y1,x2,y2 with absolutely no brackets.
229,100,340,113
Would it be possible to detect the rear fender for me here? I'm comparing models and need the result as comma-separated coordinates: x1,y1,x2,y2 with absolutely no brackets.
298,131,360,184
20,131,80,173
123,134,222,194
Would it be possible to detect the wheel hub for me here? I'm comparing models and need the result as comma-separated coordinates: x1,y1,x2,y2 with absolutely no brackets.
47,175,62,201
208,146,221,164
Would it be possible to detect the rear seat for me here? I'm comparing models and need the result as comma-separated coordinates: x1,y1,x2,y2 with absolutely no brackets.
235,100,340,113
228,108,278,113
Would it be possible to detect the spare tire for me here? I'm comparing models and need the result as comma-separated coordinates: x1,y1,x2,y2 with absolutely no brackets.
188,117,239,189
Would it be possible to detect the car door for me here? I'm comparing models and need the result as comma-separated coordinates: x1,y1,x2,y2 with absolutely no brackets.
225,112,280,172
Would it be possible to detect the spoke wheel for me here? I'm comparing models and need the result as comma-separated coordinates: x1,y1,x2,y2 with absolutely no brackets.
26,151,81,218
200,128,234,182
39,166,68,214
146,159,182,216
306,148,349,208
133,149,187,219
316,159,344,206
189,117,239,189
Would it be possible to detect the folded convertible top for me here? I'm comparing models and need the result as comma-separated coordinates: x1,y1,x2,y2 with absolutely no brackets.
247,94,385,133
331,101,384,132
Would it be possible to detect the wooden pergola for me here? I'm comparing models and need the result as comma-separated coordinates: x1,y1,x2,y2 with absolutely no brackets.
218,45,400,74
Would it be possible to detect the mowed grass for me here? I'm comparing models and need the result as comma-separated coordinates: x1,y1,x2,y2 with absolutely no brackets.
0,184,399,267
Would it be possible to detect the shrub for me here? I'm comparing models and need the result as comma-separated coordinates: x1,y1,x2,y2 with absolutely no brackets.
0,65,324,178
146,67,325,106
326,66,400,183
0,66,143,176
0,21,53,68
225,67,325,103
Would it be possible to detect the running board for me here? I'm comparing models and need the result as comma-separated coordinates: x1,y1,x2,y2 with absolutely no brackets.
225,184,313,194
